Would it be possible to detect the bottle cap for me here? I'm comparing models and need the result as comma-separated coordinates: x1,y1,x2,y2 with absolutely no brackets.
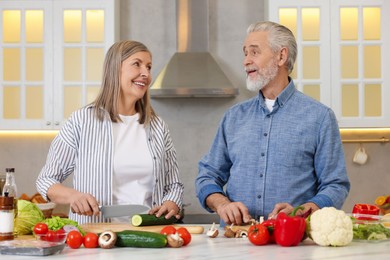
5,168,14,173
0,196,14,210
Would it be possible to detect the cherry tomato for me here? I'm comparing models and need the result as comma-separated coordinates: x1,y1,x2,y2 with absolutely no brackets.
177,227,191,246
33,223,48,235
45,230,58,242
160,226,177,236
248,223,270,246
55,228,67,242
66,230,83,249
83,232,99,248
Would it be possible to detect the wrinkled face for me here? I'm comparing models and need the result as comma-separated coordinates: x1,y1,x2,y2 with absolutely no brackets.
243,31,279,92
120,51,152,101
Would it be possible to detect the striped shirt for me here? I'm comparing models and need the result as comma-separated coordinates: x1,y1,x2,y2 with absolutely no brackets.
36,105,184,224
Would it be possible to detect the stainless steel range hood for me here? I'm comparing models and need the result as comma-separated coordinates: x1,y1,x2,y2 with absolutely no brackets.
150,0,239,98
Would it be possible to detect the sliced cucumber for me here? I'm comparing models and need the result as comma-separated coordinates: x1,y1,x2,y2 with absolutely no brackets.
131,214,178,227
115,230,167,248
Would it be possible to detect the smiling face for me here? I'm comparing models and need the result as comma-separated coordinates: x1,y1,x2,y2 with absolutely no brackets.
120,51,152,106
243,31,279,92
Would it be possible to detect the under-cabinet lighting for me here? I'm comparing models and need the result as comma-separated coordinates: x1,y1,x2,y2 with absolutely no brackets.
0,130,58,138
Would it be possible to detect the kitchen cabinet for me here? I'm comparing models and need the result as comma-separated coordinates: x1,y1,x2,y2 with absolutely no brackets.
268,0,390,127
0,0,118,129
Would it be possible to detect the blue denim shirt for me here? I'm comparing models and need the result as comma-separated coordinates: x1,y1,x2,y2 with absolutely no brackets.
196,79,350,221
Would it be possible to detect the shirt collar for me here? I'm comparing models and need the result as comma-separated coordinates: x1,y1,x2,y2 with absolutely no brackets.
257,77,296,110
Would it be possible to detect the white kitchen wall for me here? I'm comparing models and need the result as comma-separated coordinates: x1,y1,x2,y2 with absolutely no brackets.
1,0,389,216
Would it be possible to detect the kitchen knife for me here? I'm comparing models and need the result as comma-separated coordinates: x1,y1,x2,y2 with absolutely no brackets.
99,204,150,218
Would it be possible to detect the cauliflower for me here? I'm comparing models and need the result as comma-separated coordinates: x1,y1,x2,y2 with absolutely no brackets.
308,207,353,246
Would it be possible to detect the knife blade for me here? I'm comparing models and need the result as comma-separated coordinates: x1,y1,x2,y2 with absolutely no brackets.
99,204,150,218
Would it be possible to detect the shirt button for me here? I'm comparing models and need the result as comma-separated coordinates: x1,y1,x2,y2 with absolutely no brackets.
257,195,261,199
261,153,265,156
260,174,263,177
264,133,268,137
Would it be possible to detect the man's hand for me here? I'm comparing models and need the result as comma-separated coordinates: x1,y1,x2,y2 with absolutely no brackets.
206,193,251,225
268,202,319,219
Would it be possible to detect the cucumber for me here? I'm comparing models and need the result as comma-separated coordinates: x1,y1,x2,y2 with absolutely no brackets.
115,230,167,248
131,214,178,226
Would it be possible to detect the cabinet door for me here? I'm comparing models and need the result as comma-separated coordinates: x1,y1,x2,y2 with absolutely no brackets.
268,0,390,127
330,0,389,127
0,0,117,130
0,1,53,129
52,0,116,127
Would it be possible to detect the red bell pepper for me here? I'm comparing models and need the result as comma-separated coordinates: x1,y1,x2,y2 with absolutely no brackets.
274,206,306,247
352,204,380,220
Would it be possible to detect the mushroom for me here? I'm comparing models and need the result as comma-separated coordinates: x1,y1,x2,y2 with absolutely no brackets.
167,232,184,248
207,222,219,238
235,230,248,238
98,230,117,249
224,224,236,238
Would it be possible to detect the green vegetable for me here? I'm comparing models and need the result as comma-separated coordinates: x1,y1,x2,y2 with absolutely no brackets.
14,199,45,235
115,230,167,248
353,223,390,240
131,214,177,227
42,216,85,235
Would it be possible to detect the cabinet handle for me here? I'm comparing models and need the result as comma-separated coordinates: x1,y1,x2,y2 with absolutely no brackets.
54,121,60,126
46,121,51,126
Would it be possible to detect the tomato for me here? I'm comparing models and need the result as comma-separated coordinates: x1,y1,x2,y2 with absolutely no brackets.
248,224,270,246
66,230,83,249
45,230,58,242
177,227,191,246
386,196,390,204
261,219,276,244
55,229,67,242
33,223,48,235
83,232,99,248
160,226,177,236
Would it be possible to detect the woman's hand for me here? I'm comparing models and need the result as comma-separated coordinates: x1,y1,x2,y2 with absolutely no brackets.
47,184,100,216
149,200,180,219
69,192,100,216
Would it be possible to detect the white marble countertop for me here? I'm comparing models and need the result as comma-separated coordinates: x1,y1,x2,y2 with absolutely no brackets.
3,226,390,260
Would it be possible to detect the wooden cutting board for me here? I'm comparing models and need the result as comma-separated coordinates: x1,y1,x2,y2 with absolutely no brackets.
80,223,204,234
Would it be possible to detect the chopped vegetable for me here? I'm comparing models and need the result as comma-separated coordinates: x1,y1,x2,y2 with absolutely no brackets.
274,206,306,247
223,224,236,238
14,200,44,235
207,222,219,238
308,207,353,246
42,216,84,235
167,232,184,248
353,223,390,241
352,204,380,220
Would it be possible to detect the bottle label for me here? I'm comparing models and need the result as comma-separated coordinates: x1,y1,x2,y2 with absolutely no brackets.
0,211,14,233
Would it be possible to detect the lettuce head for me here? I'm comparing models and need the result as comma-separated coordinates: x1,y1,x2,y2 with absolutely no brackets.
14,199,44,235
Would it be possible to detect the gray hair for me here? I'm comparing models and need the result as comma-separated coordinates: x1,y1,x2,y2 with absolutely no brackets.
247,21,297,74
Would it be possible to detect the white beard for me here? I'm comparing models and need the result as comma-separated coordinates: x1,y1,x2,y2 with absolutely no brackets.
246,58,279,92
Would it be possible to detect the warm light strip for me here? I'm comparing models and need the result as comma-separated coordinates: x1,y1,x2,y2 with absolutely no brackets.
340,128,390,143
0,130,58,137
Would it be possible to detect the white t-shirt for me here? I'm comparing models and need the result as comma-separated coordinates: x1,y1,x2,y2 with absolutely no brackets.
265,98,275,112
111,114,154,214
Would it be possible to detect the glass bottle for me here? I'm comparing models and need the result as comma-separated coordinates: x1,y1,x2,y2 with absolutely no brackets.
2,168,17,197
1,168,18,234
0,196,14,241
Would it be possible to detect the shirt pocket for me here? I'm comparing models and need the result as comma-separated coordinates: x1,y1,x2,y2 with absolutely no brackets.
274,132,315,168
